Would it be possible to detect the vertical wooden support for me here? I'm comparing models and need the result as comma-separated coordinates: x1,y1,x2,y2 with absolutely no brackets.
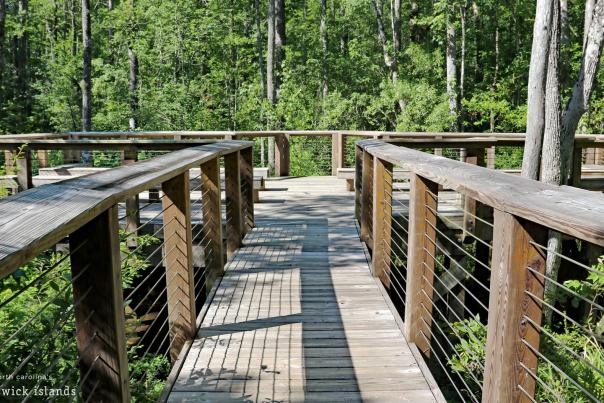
487,146,496,169
404,174,439,356
274,133,290,176
65,134,81,163
462,148,485,238
331,132,346,175
570,145,583,188
360,150,374,248
482,210,547,403
224,151,243,257
123,150,140,248
15,147,33,190
595,147,603,165
37,150,49,168
162,172,196,362
3,150,14,169
69,206,130,403
240,147,255,235
371,157,393,287
354,145,363,223
200,157,224,292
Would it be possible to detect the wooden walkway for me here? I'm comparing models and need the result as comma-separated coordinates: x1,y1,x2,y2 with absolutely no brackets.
167,177,439,402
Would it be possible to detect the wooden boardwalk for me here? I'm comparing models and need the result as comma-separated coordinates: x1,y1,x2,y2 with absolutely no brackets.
167,177,440,402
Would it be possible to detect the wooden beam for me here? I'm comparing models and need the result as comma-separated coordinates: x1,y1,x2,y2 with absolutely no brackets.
240,147,255,235
200,157,224,292
162,172,196,362
224,151,243,257
354,145,363,223
404,173,438,356
482,210,547,402
123,150,139,248
331,132,346,175
371,157,393,287
360,151,374,248
274,133,290,176
37,149,49,168
69,206,130,402
15,148,33,190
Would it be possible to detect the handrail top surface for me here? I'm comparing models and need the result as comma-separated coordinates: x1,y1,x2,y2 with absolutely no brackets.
0,139,224,150
0,141,252,277
358,139,604,246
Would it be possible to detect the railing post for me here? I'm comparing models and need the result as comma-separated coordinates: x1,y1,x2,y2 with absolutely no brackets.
482,210,547,402
355,145,363,222
200,157,225,292
15,146,33,190
371,157,393,286
404,173,438,356
331,132,346,175
162,172,196,362
487,146,496,169
274,133,290,176
360,150,374,248
462,147,485,238
570,144,583,187
37,149,49,168
123,150,140,248
240,146,255,235
69,206,130,402
224,151,243,257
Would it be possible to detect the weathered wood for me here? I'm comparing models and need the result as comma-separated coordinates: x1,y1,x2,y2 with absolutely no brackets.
224,151,243,257
15,147,32,190
122,150,139,248
404,174,438,356
240,147,255,235
36,149,49,168
69,206,130,402
358,140,604,246
200,157,224,292
360,151,373,248
274,133,290,176
482,210,547,402
331,132,346,175
162,172,196,362
462,148,485,239
571,145,583,187
354,145,363,223
371,157,393,287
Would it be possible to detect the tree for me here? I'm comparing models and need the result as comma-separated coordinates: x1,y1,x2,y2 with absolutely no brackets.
0,0,5,91
320,0,328,101
445,0,458,131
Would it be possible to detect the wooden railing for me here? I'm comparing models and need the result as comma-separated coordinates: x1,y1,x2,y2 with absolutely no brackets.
356,139,604,402
0,141,254,401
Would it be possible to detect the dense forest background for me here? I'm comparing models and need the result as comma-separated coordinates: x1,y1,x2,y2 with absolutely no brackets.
0,0,602,135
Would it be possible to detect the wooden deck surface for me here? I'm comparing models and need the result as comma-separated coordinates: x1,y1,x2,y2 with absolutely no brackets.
167,176,439,402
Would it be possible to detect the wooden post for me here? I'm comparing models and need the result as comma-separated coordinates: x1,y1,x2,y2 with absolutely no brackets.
200,157,224,292
123,150,139,248
360,150,374,248
487,146,496,169
65,134,81,163
482,210,547,403
355,145,363,223
331,132,346,175
37,150,49,168
240,147,255,235
15,147,33,190
162,172,196,362
224,151,243,257
371,157,393,287
462,148,485,238
404,174,439,356
69,206,130,402
274,133,290,176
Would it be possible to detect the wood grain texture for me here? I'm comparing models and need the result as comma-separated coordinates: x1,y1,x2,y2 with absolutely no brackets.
240,147,255,235
69,206,130,402
360,151,373,248
354,145,362,223
162,172,197,362
274,133,290,176
359,140,604,246
482,210,547,403
371,157,393,287
224,151,243,257
404,174,438,356
331,132,346,175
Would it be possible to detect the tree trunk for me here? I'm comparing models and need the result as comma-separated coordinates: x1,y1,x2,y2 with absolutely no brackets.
459,3,466,131
446,1,458,131
370,0,397,87
274,0,285,93
254,0,265,99
561,0,604,180
584,0,596,48
15,0,28,108
320,0,328,101
81,0,92,163
391,0,401,55
0,0,5,90
128,47,138,130
267,0,275,105
521,0,553,180
540,0,562,323
490,12,499,133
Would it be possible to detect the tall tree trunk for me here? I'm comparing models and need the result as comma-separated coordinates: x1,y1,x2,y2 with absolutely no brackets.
540,0,562,323
320,0,328,102
459,3,466,131
391,0,401,55
521,0,553,180
584,0,596,48
446,1,458,131
370,0,396,85
15,0,28,110
274,0,285,93
561,0,604,180
490,10,499,133
81,0,92,162
0,0,5,91
128,47,138,130
266,0,275,171
254,0,265,99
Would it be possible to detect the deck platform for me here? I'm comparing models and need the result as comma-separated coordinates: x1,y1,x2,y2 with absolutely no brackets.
166,176,440,402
